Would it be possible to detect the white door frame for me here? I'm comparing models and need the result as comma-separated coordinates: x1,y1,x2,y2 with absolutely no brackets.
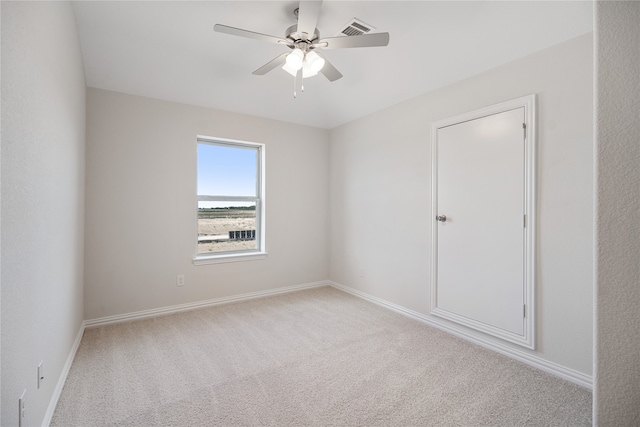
430,94,537,349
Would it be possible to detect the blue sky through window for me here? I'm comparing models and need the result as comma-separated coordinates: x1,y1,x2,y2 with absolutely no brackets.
198,142,257,208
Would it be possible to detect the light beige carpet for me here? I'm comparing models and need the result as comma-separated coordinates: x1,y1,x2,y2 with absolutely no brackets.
52,286,591,426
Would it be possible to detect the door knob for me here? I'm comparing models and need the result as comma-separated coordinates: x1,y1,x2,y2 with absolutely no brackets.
436,215,447,222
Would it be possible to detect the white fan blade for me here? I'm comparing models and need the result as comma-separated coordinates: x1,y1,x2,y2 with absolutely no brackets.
317,32,390,49
320,57,343,82
296,1,323,40
214,24,290,45
252,53,289,75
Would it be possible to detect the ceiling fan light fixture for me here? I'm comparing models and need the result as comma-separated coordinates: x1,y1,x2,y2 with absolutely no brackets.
305,51,325,73
285,48,304,70
283,59,320,78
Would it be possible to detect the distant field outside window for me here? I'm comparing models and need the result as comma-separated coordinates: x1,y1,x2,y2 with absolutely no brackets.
196,138,263,257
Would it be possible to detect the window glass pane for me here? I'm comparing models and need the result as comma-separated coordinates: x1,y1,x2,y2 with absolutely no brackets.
197,143,257,197
197,201,257,253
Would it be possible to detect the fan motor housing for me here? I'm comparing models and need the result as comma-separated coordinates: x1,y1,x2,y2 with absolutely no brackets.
285,24,320,47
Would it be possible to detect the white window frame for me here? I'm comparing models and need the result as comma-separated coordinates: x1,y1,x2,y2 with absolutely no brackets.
193,136,266,265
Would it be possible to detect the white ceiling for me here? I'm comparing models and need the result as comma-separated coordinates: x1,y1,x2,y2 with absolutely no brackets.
72,1,593,129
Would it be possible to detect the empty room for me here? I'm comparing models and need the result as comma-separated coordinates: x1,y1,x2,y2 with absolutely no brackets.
1,1,639,426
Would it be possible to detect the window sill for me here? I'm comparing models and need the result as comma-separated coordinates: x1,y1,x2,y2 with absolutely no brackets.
193,251,267,265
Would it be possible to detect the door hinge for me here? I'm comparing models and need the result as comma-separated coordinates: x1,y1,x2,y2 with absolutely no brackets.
523,304,526,318
523,123,527,140
523,214,527,228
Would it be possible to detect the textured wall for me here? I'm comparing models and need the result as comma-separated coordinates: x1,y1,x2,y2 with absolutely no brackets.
329,34,594,375
1,2,86,425
594,1,640,425
84,89,329,319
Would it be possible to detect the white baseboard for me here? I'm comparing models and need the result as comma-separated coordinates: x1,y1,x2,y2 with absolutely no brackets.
42,322,85,427
84,281,328,328
328,281,593,390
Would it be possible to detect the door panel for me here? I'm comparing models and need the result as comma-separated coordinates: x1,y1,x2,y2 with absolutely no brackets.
435,108,525,336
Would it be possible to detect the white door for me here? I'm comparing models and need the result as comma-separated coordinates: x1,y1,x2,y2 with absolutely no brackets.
432,105,531,343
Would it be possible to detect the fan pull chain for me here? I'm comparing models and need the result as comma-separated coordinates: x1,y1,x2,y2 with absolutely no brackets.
292,70,305,98
293,75,305,98
293,74,297,98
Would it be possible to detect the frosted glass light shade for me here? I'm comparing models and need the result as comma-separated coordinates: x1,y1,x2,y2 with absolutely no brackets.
282,49,324,78
305,51,325,73
302,62,318,78
282,62,298,76
284,62,319,78
285,48,304,70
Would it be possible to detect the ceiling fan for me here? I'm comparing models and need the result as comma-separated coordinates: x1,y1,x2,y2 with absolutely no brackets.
214,0,390,97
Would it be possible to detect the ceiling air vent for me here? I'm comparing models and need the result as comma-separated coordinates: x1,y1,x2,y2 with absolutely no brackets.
336,18,376,37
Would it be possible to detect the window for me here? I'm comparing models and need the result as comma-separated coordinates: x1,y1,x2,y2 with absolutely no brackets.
194,137,265,264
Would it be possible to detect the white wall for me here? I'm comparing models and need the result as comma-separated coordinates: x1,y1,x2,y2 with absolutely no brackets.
329,34,594,375
84,89,329,320
594,1,640,424
1,2,86,426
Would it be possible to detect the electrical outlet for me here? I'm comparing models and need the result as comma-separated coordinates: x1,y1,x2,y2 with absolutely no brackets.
176,275,185,287
38,361,44,389
359,267,365,277
18,389,26,427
